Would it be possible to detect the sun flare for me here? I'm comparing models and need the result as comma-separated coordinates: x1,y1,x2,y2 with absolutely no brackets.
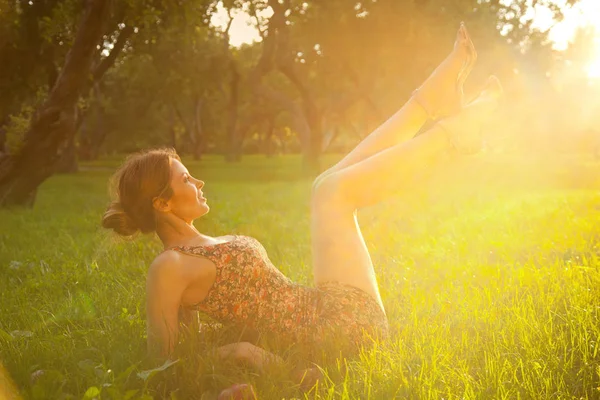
588,37,600,79
539,0,600,79
212,0,600,79
588,59,600,78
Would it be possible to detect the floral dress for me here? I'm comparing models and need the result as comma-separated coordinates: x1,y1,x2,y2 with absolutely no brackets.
170,235,389,357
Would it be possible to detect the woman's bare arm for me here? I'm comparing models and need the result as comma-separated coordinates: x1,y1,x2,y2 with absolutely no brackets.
179,307,201,334
146,252,187,357
146,252,280,369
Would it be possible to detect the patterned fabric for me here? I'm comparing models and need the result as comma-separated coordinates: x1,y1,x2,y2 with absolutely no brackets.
169,235,389,357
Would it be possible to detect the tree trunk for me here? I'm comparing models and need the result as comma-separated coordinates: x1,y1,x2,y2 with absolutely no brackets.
172,97,204,160
264,116,275,157
245,0,323,173
169,106,177,151
56,130,78,174
0,0,111,207
79,84,106,161
56,102,89,173
303,121,322,174
55,135,79,173
59,25,133,166
306,105,322,174
278,64,323,174
192,96,204,160
0,121,6,156
225,61,241,162
277,127,287,154
321,126,340,153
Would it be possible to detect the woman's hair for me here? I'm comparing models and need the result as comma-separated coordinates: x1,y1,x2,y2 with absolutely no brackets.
102,148,181,236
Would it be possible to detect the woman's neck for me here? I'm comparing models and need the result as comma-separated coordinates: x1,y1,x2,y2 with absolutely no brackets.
156,219,204,250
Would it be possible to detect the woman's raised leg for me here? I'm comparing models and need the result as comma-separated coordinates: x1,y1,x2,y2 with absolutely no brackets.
310,78,503,308
316,23,476,184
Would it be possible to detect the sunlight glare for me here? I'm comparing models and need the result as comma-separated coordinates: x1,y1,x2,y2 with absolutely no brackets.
210,1,273,47
520,0,600,79
586,37,600,79
210,0,600,56
588,59,600,79
540,0,600,50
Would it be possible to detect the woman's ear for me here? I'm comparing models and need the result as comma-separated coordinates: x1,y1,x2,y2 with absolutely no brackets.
152,197,171,213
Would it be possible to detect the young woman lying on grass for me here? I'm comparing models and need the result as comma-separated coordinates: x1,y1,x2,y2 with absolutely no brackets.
102,23,501,384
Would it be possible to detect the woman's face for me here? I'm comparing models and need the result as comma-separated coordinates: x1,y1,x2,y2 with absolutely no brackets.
163,158,209,223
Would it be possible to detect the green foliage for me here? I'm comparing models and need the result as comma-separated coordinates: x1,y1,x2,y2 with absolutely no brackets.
4,87,49,155
1,154,600,398
4,105,33,154
2,0,594,161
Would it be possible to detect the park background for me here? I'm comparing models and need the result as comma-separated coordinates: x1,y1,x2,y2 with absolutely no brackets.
1,0,600,398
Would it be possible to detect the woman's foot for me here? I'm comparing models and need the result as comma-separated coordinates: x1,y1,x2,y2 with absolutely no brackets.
413,23,477,120
437,75,503,154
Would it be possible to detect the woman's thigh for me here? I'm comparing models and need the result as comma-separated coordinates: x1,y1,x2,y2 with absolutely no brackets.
310,187,385,312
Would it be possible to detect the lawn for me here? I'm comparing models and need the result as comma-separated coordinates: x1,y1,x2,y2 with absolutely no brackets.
1,153,600,399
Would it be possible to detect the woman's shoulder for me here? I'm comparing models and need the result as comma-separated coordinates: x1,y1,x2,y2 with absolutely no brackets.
148,247,213,278
147,250,184,279
152,248,183,268
150,234,249,269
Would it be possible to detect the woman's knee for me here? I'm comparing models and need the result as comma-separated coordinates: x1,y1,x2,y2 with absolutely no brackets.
312,167,334,189
311,172,350,210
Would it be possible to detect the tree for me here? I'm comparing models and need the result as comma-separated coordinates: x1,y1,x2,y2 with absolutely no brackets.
0,0,584,207
0,0,111,207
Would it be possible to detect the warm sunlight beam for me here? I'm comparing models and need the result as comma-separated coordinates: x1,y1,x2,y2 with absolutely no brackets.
527,0,600,79
211,0,600,59
587,39,600,79
532,0,600,50
588,59,600,79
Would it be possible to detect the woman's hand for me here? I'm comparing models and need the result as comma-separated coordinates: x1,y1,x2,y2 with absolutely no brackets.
216,342,283,372
216,343,323,392
217,383,257,400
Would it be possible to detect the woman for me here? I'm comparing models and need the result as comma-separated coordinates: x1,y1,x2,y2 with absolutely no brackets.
102,24,501,372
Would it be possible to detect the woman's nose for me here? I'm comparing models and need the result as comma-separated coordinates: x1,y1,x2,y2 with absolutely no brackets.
196,180,204,188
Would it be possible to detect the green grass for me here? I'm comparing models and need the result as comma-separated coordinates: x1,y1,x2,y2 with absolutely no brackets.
1,153,600,399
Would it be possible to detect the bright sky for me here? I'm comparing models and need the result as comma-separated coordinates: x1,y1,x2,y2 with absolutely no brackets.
210,0,600,77
210,2,271,47
530,0,600,77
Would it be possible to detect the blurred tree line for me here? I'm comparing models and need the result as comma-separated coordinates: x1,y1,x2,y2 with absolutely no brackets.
0,0,596,206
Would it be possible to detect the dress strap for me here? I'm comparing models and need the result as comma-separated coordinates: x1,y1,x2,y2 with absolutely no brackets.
168,245,213,258
163,235,239,255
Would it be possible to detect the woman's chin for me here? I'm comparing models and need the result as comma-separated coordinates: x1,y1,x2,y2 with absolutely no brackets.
198,203,210,215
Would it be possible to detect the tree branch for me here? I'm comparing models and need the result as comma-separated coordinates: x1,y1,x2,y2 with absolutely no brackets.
43,0,112,108
92,25,134,82
249,5,266,40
